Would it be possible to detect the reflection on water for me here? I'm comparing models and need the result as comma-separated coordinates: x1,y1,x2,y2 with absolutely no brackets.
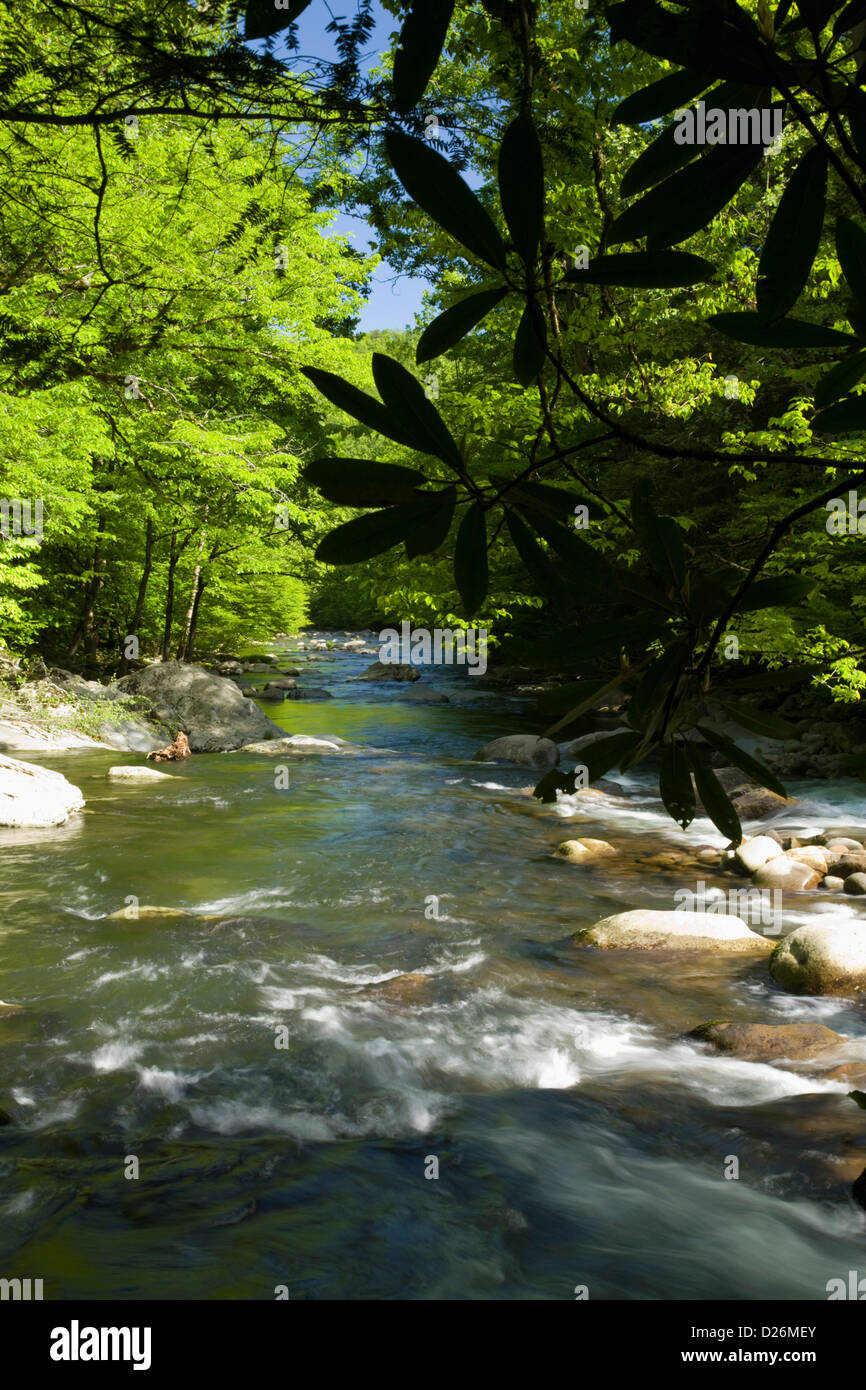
1,643,865,1298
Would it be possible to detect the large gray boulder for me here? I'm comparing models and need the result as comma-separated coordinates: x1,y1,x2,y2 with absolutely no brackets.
0,753,85,827
687,1020,845,1062
352,661,419,682
574,908,772,953
112,661,283,752
473,734,559,770
770,923,866,995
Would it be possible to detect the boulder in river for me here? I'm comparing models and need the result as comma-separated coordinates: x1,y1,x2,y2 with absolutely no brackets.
751,858,821,890
0,753,85,827
352,661,419,682
396,686,449,703
555,838,617,863
827,853,866,879
687,1020,845,1061
734,836,783,874
106,765,175,781
112,661,283,751
241,735,358,755
770,923,866,995
473,734,559,770
292,686,332,700
844,873,866,895
574,908,773,953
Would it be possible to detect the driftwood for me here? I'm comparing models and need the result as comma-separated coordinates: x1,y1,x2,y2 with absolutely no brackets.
146,731,191,763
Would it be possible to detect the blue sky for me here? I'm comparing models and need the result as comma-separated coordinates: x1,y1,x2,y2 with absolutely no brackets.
260,1,433,333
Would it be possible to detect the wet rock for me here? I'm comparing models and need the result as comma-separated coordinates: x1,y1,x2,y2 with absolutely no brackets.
823,827,866,844
822,876,845,891
782,846,831,874
255,688,286,702
844,873,866,895
240,735,357,755
473,735,559,770
697,846,723,865
687,1020,845,1062
352,661,419,682
751,859,821,891
106,905,192,921
826,853,866,879
770,923,866,995
0,753,85,827
373,972,431,1003
554,838,617,863
292,687,332,700
106,766,175,781
735,836,784,874
826,837,864,853
0,720,105,752
574,909,772,953
112,661,282,752
732,787,796,819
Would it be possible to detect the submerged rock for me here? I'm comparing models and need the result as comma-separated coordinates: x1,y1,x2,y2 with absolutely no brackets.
770,923,866,995
396,686,450,703
240,735,358,755
0,754,84,827
352,661,419,682
106,766,175,781
373,972,431,1004
554,838,617,863
751,858,821,890
574,908,772,953
112,661,282,752
106,905,192,921
473,734,559,770
687,1020,845,1061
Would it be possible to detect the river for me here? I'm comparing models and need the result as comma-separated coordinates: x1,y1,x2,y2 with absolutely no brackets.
1,637,865,1299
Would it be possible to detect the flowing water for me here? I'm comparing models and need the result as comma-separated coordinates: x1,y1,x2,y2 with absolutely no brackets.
2,640,866,1300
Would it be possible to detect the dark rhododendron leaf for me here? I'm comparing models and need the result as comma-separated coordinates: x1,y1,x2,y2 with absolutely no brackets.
404,488,457,558
814,350,866,408
795,0,843,31
610,142,765,248
564,250,716,287
301,366,421,452
716,700,801,740
385,130,507,271
756,147,827,321
454,502,488,615
392,0,456,114
849,1089,866,1109
620,80,761,198
836,217,866,311
659,742,696,829
631,486,686,588
513,300,547,384
533,768,574,803
506,509,570,606
316,500,443,565
697,725,787,798
302,459,427,507
608,0,771,84
835,0,866,34
611,67,715,125
244,0,309,40
371,353,463,472
498,113,544,266
626,644,687,736
582,731,643,782
736,574,815,610
687,744,743,843
708,313,857,348
416,285,508,364
520,507,610,586
504,479,599,521
814,394,866,431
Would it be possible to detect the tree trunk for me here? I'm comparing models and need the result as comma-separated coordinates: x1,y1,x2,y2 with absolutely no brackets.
161,528,179,662
121,517,154,672
184,577,206,663
176,512,207,662
68,520,106,663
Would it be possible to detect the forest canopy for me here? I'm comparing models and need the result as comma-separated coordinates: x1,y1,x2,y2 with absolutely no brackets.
4,0,866,833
